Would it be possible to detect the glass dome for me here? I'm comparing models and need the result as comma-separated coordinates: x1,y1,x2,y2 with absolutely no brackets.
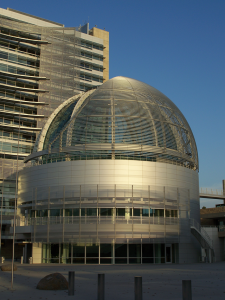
29,76,198,170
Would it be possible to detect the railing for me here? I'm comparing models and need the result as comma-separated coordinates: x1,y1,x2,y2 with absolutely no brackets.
200,188,224,196
190,219,213,249
28,155,196,171
0,43,40,58
15,216,179,227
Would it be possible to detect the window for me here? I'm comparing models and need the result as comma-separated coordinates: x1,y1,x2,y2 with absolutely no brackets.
133,208,140,216
93,44,99,50
115,244,127,264
65,209,72,216
154,209,164,217
142,244,154,263
165,210,178,217
72,245,85,264
0,51,8,59
142,208,149,217
36,210,48,217
3,132,10,138
116,208,125,216
86,208,97,216
2,143,11,152
129,244,141,264
73,208,79,216
50,209,61,217
100,208,113,216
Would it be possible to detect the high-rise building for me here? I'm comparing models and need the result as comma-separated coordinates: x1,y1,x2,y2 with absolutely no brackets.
0,7,109,255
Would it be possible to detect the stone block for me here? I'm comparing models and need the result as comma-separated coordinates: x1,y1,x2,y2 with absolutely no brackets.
37,273,68,290
1,264,17,271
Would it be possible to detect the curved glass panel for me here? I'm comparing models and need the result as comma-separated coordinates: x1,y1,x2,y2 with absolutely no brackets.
43,101,78,150
37,76,198,170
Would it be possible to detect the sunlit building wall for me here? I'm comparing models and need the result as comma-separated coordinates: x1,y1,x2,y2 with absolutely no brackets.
0,7,109,253
17,77,200,264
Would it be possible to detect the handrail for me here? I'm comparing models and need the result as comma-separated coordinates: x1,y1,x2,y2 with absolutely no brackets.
0,70,48,80
14,216,179,227
0,32,50,45
200,188,224,196
190,218,213,249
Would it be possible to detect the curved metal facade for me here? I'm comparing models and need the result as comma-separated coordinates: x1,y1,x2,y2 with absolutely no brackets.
17,76,200,264
18,160,200,263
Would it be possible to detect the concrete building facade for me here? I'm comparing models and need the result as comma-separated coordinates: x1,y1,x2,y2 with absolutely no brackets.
0,7,109,255
201,205,225,262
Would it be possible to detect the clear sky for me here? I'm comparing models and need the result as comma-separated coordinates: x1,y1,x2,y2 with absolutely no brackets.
1,0,225,207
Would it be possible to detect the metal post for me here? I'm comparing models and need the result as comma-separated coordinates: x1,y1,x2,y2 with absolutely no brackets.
24,244,27,263
182,280,192,300
0,175,4,257
98,274,105,300
223,180,225,204
21,256,23,264
134,276,142,300
68,271,75,296
11,99,21,290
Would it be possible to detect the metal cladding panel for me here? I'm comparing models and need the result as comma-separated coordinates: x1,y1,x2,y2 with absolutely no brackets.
17,159,199,252
19,159,198,193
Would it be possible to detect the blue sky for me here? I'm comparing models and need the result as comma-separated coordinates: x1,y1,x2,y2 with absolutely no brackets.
2,0,225,207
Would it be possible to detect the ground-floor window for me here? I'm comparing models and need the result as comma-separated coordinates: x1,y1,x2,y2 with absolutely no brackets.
42,243,178,264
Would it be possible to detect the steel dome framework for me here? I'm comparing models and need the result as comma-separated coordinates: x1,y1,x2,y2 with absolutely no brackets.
18,76,201,265
25,76,198,171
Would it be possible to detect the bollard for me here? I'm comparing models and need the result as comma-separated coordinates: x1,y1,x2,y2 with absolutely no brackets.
134,276,142,300
98,274,105,300
21,256,23,264
182,280,192,300
68,271,75,296
29,257,33,264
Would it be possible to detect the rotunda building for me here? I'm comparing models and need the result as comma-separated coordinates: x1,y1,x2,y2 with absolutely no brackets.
18,76,200,264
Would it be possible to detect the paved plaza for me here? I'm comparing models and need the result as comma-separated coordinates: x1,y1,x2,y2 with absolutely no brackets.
0,262,225,300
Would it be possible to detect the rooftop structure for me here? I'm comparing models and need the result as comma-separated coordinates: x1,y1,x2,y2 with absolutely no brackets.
26,76,198,169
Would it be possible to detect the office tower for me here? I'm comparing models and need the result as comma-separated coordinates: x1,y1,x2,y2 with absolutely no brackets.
0,7,109,255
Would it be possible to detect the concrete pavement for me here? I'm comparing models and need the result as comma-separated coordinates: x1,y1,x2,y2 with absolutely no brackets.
0,262,225,299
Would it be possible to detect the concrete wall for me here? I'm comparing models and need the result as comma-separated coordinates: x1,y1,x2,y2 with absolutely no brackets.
0,8,63,27
91,27,109,81
32,243,42,264
179,236,201,263
202,227,224,262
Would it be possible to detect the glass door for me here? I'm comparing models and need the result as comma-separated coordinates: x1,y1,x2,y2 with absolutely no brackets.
165,244,172,263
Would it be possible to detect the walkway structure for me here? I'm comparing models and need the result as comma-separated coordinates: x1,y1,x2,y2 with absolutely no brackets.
200,180,225,203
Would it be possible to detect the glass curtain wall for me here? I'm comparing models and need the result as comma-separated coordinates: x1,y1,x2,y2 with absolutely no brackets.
42,243,178,264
